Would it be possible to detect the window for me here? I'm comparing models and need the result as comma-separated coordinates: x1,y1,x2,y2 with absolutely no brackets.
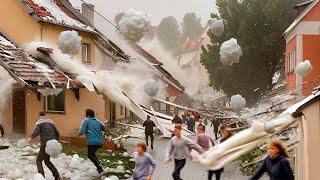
289,48,296,72
286,54,289,74
120,105,124,115
45,91,65,112
82,43,91,63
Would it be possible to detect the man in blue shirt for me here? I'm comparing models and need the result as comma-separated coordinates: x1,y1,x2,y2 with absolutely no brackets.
78,109,105,174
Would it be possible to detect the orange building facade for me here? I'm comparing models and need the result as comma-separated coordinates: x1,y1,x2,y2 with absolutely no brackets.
284,0,320,97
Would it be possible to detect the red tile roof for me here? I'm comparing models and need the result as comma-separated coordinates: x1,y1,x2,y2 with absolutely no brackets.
21,0,95,33
22,0,54,18
52,0,81,21
0,33,76,88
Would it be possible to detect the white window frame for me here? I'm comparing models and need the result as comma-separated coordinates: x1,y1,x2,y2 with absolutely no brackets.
82,43,91,64
289,48,296,72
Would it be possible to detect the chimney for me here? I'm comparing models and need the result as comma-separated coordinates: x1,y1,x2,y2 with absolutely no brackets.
82,3,94,26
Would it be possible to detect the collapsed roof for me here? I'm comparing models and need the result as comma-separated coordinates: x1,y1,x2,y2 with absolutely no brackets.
0,33,77,88
19,0,184,92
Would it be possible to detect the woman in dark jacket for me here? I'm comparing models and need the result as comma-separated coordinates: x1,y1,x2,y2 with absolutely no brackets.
250,140,294,180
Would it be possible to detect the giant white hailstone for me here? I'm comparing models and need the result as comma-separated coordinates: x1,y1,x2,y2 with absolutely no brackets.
295,60,313,77
144,80,160,97
106,175,120,180
116,165,125,173
230,94,246,111
219,38,242,66
264,121,276,134
119,9,151,42
33,173,45,180
57,30,82,56
17,139,27,148
203,93,216,106
209,18,224,36
45,139,62,158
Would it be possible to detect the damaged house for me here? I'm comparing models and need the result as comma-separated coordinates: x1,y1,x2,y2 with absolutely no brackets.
0,0,184,144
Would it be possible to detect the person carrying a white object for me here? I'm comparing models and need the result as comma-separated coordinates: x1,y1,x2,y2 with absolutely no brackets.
27,111,60,180
164,124,204,180
78,109,106,175
132,142,156,180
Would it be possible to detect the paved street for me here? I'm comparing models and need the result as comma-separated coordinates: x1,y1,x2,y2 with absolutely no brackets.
126,137,250,180
125,121,254,180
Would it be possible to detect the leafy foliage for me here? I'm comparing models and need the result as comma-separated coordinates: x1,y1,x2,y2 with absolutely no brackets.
181,12,204,41
201,0,302,104
239,148,266,176
156,16,181,53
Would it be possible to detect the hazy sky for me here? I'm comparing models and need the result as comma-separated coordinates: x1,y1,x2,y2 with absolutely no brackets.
70,0,217,26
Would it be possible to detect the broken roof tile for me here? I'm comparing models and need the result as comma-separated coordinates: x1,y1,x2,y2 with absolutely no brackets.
0,33,77,88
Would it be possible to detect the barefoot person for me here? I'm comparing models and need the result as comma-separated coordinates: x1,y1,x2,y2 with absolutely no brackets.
164,124,204,180
250,140,294,180
133,142,156,180
27,111,60,180
78,109,106,175
143,115,156,149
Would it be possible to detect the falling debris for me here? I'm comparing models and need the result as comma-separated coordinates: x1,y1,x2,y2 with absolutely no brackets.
17,139,27,148
25,41,50,60
0,66,15,118
76,75,95,92
119,9,151,42
45,139,62,158
295,60,313,77
203,93,216,106
57,30,82,56
264,121,276,134
219,38,242,66
230,94,246,111
144,80,160,97
209,18,224,36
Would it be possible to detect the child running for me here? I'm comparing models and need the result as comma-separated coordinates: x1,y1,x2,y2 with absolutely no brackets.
165,124,204,180
132,142,156,180
250,140,294,180
196,125,214,151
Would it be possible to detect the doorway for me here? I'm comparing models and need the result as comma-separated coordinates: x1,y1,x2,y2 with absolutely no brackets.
12,87,25,134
